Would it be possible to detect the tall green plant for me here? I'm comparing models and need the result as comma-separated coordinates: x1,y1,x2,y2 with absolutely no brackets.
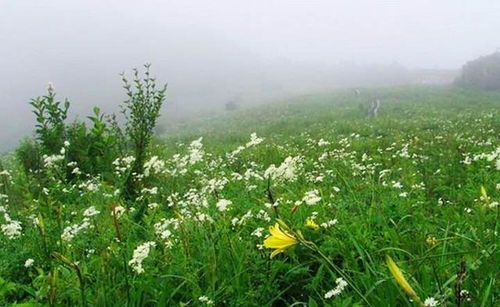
30,83,69,154
120,64,167,199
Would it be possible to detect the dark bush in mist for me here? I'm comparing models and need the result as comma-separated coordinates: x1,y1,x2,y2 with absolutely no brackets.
455,52,500,90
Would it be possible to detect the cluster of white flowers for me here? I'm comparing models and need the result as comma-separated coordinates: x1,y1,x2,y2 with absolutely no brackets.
251,227,265,237
317,138,330,147
129,241,156,274
215,199,232,212
148,202,159,210
83,206,100,217
301,190,321,206
61,219,91,241
154,218,179,248
70,163,82,175
227,133,265,160
461,146,500,170
396,143,411,158
1,213,22,239
264,156,302,182
231,210,253,227
227,146,245,160
246,133,264,147
167,138,207,175
78,179,100,193
242,168,263,181
24,258,35,268
141,187,158,195
112,205,126,218
43,153,64,168
202,177,229,195
253,210,269,223
188,137,204,165
324,277,348,298
112,156,136,175
320,219,338,228
198,296,214,305
143,156,165,177
195,212,214,223
392,181,403,189
424,297,439,306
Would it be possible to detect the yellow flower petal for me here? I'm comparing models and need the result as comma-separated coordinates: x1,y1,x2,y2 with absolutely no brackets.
386,255,421,303
270,248,284,258
305,218,320,230
263,223,298,258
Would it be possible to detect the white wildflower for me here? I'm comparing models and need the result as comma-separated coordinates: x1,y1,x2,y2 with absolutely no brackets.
324,277,348,299
143,156,165,177
61,218,91,241
1,215,22,239
43,154,64,168
112,206,126,218
24,258,35,268
83,206,100,217
392,181,403,189
302,190,321,205
148,202,159,210
264,156,302,182
215,199,232,212
318,138,330,146
424,297,439,307
246,133,264,147
251,227,264,238
320,219,338,228
128,241,156,274
188,137,204,164
198,296,214,305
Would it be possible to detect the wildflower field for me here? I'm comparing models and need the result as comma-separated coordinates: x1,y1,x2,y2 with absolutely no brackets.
0,85,498,306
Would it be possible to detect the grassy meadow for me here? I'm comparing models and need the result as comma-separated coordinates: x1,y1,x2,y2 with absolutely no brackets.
0,85,499,306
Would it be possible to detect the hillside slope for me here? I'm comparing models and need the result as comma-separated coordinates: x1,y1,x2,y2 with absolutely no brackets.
1,86,499,306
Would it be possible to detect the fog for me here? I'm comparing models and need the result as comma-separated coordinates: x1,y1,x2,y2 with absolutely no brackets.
1,0,499,150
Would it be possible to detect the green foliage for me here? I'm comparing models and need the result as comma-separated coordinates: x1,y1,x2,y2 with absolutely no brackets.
120,64,167,200
455,52,500,90
65,107,122,179
16,65,166,190
1,86,499,306
29,85,69,155
15,138,43,175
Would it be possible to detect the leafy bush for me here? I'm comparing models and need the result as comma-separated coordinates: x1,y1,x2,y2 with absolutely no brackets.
29,83,69,154
120,64,168,199
17,64,167,200
455,51,500,90
15,138,43,175
65,107,123,180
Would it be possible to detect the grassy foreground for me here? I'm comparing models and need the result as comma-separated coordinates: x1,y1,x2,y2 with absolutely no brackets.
0,86,499,306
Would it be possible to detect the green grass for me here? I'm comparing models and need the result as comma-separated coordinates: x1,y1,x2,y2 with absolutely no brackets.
0,85,499,306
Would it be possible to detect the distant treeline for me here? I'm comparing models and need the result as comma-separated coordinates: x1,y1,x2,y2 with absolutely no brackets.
455,51,500,90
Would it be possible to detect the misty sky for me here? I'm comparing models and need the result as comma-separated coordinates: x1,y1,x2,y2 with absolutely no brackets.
1,0,500,150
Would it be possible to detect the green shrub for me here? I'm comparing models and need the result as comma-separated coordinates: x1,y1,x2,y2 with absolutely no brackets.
15,138,43,175
29,84,69,154
17,64,167,198
65,107,122,180
120,64,167,199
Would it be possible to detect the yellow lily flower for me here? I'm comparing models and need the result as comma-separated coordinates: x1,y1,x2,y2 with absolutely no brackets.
305,218,320,230
386,255,422,305
263,223,298,258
